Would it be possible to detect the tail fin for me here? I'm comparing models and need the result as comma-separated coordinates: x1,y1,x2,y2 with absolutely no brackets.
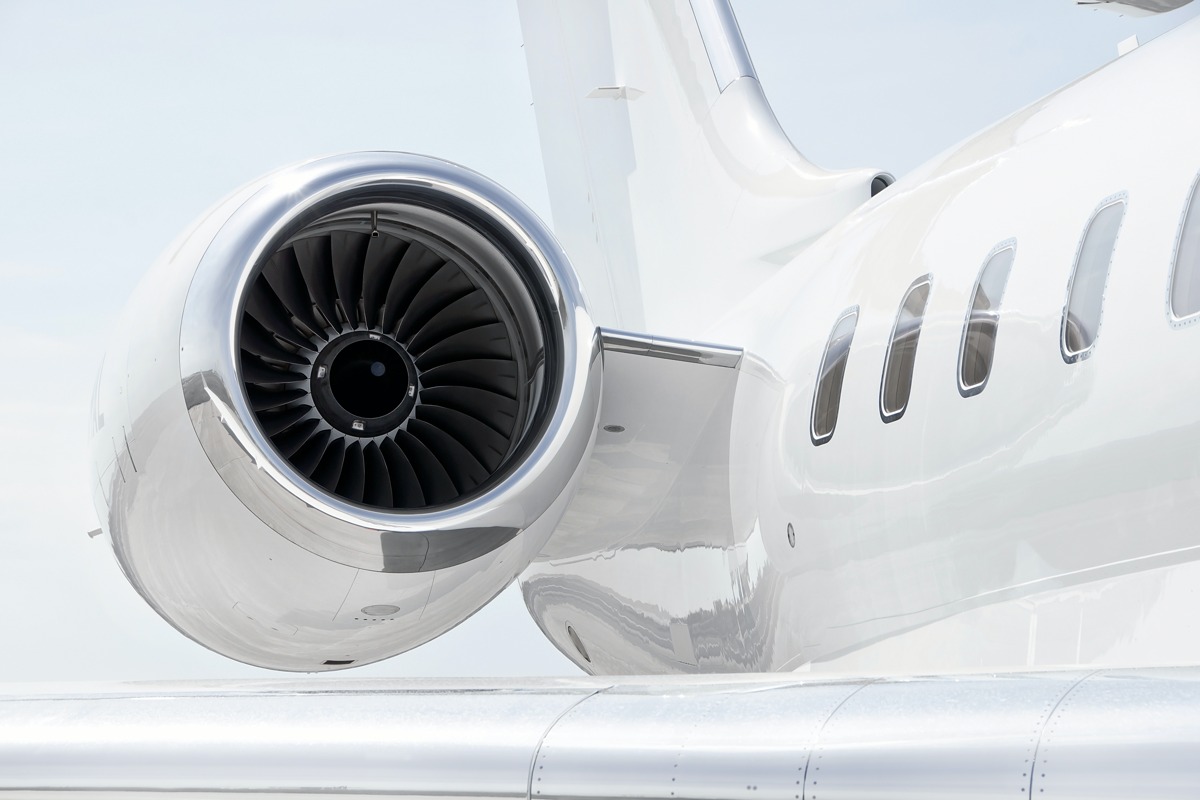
517,0,888,338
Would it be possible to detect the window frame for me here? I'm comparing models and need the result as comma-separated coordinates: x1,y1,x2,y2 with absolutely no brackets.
957,240,1017,398
1060,193,1127,363
879,274,933,424
1167,169,1200,326
810,305,859,447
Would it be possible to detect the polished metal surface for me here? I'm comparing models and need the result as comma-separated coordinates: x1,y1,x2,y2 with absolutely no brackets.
521,343,750,672
3,668,1200,797
90,153,602,671
600,328,743,368
179,153,598,572
87,0,1200,685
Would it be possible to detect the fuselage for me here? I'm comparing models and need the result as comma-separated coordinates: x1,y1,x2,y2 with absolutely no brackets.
523,13,1200,674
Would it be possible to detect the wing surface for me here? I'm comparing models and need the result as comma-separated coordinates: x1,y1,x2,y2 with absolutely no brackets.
3,669,1200,795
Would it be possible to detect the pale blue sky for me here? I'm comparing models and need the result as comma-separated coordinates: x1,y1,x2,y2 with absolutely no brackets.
0,0,1195,682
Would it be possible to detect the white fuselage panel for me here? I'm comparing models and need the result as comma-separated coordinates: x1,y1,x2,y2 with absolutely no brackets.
522,15,1200,675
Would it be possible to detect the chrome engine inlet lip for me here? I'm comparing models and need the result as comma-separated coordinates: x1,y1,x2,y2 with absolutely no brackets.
178,152,599,573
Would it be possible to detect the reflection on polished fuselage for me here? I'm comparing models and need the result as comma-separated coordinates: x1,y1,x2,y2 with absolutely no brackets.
521,15,1200,675
86,0,1200,680
66,1,1200,793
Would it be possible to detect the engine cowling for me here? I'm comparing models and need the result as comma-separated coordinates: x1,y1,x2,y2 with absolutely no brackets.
89,153,600,671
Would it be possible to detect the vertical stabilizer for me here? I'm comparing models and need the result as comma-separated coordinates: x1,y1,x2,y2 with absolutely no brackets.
518,0,888,338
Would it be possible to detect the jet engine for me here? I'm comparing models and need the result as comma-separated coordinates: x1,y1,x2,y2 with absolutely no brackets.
88,153,600,671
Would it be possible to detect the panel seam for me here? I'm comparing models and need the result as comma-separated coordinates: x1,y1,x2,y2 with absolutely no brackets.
526,685,611,800
801,679,878,800
1026,670,1102,797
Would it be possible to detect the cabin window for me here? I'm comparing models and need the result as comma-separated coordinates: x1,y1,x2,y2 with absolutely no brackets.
959,243,1016,397
880,276,932,422
811,307,858,445
1169,173,1200,321
1062,196,1126,361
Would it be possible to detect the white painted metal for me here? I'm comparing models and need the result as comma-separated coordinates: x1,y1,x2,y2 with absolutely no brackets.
3,669,1200,797
85,0,1200,706
89,153,602,672
516,0,884,338
517,5,1200,675
72,0,1200,791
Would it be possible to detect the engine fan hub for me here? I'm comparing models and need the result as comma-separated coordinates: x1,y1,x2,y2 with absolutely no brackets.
310,332,417,437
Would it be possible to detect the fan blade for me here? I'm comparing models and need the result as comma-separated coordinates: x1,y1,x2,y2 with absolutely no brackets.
257,404,313,437
420,358,519,398
311,437,347,492
395,429,457,505
337,441,366,504
290,428,331,476
244,277,313,350
415,323,512,370
361,233,408,330
418,386,518,437
406,291,497,356
331,230,369,328
292,237,341,332
247,385,308,412
240,316,309,366
394,261,476,343
262,249,326,337
416,404,510,472
240,354,306,386
382,242,448,334
380,437,425,508
270,418,320,458
362,442,393,508
407,419,490,494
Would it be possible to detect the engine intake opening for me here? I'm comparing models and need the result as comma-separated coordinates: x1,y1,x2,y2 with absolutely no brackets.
870,172,895,197
236,201,554,513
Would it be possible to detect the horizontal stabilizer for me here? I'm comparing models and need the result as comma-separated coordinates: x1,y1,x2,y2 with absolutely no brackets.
1076,0,1193,14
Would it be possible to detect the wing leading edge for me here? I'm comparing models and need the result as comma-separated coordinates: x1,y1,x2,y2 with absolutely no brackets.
3,668,1199,796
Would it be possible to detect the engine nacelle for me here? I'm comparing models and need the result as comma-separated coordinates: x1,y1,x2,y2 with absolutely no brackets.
89,153,600,671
